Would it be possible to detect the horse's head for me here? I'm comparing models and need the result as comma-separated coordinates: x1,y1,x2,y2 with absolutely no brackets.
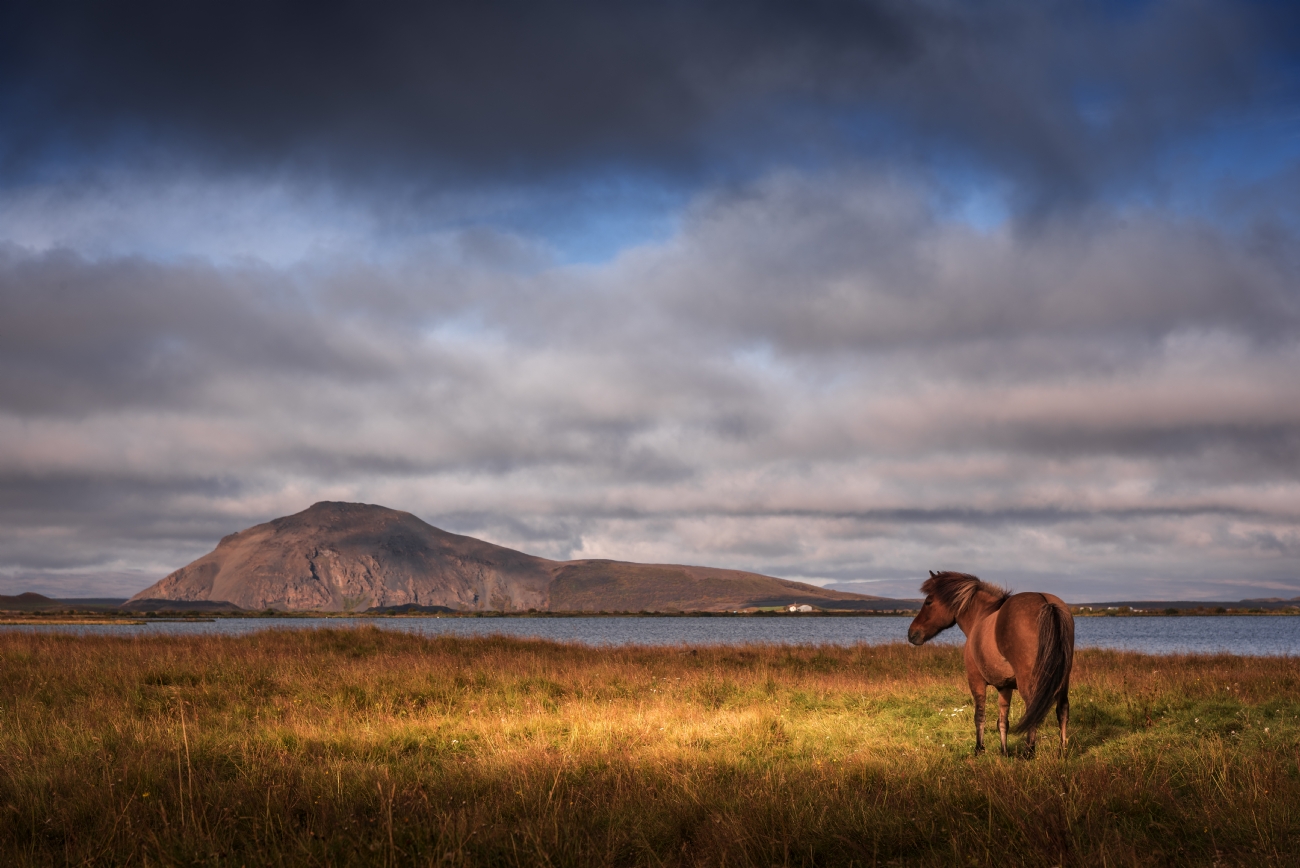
907,570,958,645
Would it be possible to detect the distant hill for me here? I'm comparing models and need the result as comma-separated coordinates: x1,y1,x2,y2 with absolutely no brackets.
124,599,246,613
1082,599,1300,611
0,593,127,612
547,560,888,612
0,592,57,611
126,501,887,613
365,603,456,615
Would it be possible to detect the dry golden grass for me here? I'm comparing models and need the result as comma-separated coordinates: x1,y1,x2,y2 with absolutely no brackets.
1,627,1299,866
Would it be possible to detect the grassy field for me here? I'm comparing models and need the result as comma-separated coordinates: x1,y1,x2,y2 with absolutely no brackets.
1,628,1298,866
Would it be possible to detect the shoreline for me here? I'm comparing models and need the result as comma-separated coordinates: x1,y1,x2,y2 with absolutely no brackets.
4,607,1300,623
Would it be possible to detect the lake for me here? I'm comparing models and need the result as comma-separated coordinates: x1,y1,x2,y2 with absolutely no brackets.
4,614,1300,656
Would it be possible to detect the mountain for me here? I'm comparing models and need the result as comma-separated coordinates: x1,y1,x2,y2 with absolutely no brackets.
129,502,554,612
127,501,884,613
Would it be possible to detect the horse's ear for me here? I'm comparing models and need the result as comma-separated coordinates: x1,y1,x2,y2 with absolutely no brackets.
929,570,937,577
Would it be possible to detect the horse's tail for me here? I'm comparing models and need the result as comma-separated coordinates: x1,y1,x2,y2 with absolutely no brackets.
1011,602,1074,735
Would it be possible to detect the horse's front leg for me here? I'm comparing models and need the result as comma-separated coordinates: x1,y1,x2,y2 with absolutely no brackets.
967,673,988,755
997,687,1013,756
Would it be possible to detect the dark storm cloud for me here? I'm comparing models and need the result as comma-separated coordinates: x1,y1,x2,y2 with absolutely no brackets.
0,0,914,176
1,0,1295,207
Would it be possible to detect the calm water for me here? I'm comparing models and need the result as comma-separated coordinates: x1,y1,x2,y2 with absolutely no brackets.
4,614,1300,656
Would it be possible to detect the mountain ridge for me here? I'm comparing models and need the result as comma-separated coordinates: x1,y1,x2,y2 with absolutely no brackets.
128,501,885,613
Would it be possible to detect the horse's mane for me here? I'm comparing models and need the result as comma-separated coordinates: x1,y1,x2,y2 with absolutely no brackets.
920,571,1009,616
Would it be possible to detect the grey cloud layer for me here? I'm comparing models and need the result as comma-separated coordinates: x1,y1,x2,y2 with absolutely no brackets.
2,0,1294,209
2,172,1297,599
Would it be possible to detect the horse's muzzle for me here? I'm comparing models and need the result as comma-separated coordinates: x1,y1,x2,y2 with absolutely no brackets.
907,629,925,646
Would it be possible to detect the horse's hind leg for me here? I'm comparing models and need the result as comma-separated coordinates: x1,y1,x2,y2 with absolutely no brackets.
997,687,1013,756
1057,693,1070,751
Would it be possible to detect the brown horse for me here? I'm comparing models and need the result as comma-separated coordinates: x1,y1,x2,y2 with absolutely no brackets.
907,570,1074,756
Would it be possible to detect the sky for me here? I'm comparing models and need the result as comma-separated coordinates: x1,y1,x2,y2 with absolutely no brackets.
2,0,1299,602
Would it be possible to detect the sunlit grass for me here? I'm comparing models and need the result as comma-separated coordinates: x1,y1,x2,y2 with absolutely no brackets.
1,628,1298,865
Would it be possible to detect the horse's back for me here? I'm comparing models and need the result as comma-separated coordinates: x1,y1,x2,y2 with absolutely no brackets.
994,592,1073,681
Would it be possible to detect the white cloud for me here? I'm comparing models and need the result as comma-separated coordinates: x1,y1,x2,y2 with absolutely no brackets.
1,170,1297,600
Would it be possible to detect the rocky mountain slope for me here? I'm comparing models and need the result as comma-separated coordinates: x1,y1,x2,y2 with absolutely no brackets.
128,501,882,612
